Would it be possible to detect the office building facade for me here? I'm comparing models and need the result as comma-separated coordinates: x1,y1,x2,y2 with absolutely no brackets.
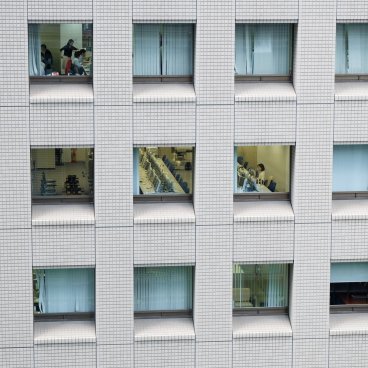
1,0,368,367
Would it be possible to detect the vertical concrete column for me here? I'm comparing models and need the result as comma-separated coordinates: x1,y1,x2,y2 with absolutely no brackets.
195,0,235,366
94,0,134,366
292,1,336,366
0,2,33,367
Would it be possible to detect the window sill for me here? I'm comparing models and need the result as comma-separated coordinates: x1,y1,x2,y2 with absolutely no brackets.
134,317,195,341
134,202,195,224
32,203,95,225
330,313,368,336
235,82,296,102
234,201,294,222
233,314,292,338
335,81,368,101
34,320,96,344
30,82,93,103
133,83,196,103
332,199,368,221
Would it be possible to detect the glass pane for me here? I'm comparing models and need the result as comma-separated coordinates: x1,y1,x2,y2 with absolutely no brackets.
31,148,94,202
235,146,290,193
333,145,368,192
133,24,194,76
33,268,95,313
235,24,293,75
134,147,193,195
29,24,93,76
233,264,289,308
331,263,368,305
134,266,193,311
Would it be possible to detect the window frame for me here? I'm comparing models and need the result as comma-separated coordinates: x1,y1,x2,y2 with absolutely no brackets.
134,266,194,318
234,23,294,81
132,23,195,82
232,264,290,315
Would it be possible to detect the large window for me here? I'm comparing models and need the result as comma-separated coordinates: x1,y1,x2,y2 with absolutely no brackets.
133,24,194,79
29,24,92,79
235,146,290,196
31,148,94,203
333,145,368,195
336,24,368,74
233,264,289,312
331,263,368,311
134,266,193,315
33,268,95,319
133,147,193,197
235,24,293,77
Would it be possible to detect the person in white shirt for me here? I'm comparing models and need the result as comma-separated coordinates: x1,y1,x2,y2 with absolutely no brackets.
256,163,266,184
72,49,87,75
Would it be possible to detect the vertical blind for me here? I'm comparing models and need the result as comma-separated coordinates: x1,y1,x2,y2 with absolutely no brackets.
29,24,43,76
133,24,194,76
235,24,293,75
134,266,193,311
34,268,95,313
233,264,289,308
336,24,368,74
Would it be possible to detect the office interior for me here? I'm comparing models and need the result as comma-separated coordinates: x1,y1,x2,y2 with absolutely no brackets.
133,146,193,195
29,23,93,76
31,148,94,202
235,145,290,194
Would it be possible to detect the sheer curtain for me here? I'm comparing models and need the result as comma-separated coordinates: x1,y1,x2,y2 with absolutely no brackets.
133,24,161,75
162,24,193,75
134,266,193,311
236,24,292,75
346,24,368,73
266,264,289,307
37,268,95,313
28,24,43,76
336,24,347,73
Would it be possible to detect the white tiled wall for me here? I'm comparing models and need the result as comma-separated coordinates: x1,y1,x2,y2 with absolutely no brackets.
1,0,368,366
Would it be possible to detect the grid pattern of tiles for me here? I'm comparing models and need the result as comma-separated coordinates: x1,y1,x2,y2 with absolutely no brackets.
1,0,368,367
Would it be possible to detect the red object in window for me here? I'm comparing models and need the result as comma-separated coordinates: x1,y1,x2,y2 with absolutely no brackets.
65,59,72,75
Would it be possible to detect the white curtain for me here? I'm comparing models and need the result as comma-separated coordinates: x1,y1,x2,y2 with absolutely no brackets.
28,24,43,76
162,24,193,75
346,24,368,73
336,24,347,73
133,24,161,75
235,24,292,75
37,268,95,313
134,266,193,311
266,264,289,307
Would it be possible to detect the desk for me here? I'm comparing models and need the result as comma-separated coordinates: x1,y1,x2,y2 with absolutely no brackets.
139,166,155,194
237,168,271,193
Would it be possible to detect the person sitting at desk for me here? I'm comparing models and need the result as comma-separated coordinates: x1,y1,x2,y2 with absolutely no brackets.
71,49,87,75
255,163,266,184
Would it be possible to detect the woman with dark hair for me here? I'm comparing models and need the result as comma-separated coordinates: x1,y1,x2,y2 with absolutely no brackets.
256,163,266,184
72,49,87,75
60,39,78,74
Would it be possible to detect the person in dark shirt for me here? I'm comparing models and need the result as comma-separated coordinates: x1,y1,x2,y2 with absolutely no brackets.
41,44,53,75
60,39,78,74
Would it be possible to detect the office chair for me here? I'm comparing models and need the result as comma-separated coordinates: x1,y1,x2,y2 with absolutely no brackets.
237,156,244,166
268,181,277,192
175,174,181,181
243,161,248,169
162,155,167,161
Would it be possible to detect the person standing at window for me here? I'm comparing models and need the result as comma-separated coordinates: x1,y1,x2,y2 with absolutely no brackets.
60,39,78,74
41,44,53,75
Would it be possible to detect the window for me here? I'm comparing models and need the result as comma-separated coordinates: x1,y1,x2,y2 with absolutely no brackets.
29,23,93,80
235,24,293,78
234,146,290,199
133,147,194,199
33,268,95,320
331,263,368,312
134,266,193,316
336,24,368,75
233,264,289,313
333,145,368,197
133,24,194,80
31,148,94,203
